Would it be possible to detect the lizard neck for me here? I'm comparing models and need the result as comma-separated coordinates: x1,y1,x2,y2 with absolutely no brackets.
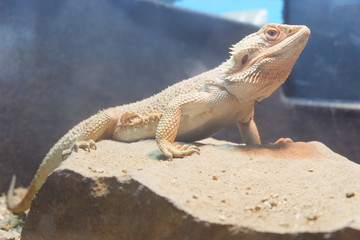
219,56,292,102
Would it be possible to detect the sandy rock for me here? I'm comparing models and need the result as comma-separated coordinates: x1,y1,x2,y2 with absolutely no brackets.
0,229,20,240
21,139,360,240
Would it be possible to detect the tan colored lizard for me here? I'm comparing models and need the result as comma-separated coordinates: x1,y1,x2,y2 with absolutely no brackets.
7,24,310,213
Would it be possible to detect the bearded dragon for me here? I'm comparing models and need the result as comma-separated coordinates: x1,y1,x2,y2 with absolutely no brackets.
7,24,310,213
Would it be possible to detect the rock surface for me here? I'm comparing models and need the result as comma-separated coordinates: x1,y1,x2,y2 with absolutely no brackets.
0,229,20,240
21,139,360,240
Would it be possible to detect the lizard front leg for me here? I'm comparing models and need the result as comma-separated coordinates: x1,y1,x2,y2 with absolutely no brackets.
237,117,293,145
236,105,293,145
156,92,211,160
237,116,261,145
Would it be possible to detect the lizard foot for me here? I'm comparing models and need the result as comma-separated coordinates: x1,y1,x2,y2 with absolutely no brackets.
62,140,97,159
272,138,293,144
158,141,200,160
72,140,97,152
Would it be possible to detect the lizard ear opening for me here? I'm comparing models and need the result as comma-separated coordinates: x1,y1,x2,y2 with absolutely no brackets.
223,52,250,76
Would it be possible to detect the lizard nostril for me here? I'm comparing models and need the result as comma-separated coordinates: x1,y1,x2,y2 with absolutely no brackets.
242,54,248,65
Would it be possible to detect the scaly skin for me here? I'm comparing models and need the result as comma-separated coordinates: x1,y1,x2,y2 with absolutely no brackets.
7,24,310,213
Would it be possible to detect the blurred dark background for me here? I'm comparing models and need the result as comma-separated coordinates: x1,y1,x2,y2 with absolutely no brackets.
0,0,359,193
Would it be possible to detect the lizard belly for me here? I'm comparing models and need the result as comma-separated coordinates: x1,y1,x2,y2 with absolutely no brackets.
113,110,236,143
112,112,160,142
113,121,158,142
176,109,237,142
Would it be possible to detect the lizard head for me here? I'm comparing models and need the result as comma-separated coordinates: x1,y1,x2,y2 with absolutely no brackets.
222,24,310,101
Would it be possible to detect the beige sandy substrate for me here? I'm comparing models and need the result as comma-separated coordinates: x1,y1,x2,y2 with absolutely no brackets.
59,138,360,234
3,138,360,240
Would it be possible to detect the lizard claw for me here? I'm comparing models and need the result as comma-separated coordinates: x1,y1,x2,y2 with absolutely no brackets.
175,144,200,153
72,140,97,152
158,141,200,160
62,140,97,160
272,138,293,144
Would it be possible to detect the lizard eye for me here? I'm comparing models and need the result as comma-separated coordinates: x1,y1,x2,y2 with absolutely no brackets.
265,28,279,40
241,54,248,64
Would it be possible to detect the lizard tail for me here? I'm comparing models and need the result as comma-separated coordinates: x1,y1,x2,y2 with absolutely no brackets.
7,175,36,214
6,175,16,210
6,149,63,214
6,107,121,214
